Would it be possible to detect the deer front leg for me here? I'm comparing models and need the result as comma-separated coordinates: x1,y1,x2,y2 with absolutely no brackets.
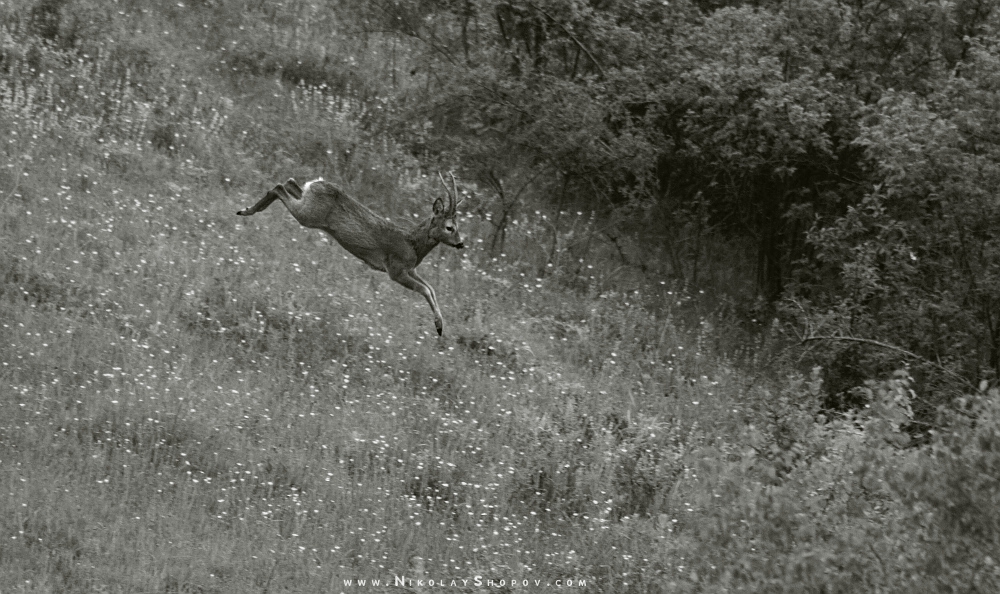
237,184,290,216
389,267,444,336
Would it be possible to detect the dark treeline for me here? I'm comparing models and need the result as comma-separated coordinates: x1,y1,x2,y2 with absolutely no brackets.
335,0,1000,414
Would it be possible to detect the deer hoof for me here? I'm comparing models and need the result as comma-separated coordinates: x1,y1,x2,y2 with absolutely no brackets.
435,319,443,336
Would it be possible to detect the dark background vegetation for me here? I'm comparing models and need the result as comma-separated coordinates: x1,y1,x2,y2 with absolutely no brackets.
1,0,1000,591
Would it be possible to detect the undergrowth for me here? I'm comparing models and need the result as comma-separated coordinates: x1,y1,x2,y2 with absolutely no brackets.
0,1,997,592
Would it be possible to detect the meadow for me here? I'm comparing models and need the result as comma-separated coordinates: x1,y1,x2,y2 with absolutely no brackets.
1,1,998,592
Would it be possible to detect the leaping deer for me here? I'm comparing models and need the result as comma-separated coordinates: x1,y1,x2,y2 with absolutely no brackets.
237,173,465,336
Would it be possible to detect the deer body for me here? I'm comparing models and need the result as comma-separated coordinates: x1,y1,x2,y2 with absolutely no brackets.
237,176,464,335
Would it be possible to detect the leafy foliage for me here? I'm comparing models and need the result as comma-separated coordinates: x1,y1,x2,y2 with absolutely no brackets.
356,0,1000,404
793,37,1000,411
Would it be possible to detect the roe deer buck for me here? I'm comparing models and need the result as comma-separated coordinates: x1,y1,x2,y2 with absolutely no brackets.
236,173,465,335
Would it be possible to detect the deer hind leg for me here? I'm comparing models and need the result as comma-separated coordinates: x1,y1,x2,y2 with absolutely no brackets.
390,267,444,336
237,184,291,216
283,178,304,199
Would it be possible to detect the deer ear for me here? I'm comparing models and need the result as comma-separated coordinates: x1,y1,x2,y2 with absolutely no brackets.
433,197,445,215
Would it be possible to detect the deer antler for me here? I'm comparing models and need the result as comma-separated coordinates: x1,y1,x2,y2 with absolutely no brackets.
449,172,463,211
437,172,450,195
438,171,460,214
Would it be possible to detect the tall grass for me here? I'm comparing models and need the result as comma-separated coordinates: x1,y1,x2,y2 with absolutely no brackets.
1,1,997,592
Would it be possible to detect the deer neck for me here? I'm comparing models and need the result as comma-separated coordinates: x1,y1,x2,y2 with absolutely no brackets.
408,216,441,265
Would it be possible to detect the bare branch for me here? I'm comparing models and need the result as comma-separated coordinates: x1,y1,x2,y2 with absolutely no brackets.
523,1,606,79
799,334,974,389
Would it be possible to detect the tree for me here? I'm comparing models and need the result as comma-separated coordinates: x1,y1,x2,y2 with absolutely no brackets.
792,37,1000,412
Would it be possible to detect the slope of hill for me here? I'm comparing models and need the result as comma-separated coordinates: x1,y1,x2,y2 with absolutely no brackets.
1,1,998,592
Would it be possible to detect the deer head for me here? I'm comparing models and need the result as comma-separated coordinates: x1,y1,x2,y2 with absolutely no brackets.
432,171,465,249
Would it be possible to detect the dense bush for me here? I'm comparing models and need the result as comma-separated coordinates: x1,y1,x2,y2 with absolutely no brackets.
358,0,999,401
791,38,1000,414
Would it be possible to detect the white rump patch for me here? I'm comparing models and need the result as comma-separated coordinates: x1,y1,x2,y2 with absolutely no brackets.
303,177,324,192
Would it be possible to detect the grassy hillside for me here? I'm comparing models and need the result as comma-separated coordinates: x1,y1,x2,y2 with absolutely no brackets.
1,1,998,592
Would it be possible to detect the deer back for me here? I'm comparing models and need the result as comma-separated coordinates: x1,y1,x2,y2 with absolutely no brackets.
308,181,420,271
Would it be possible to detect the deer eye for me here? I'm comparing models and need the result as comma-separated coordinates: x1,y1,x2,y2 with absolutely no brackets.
445,224,454,232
